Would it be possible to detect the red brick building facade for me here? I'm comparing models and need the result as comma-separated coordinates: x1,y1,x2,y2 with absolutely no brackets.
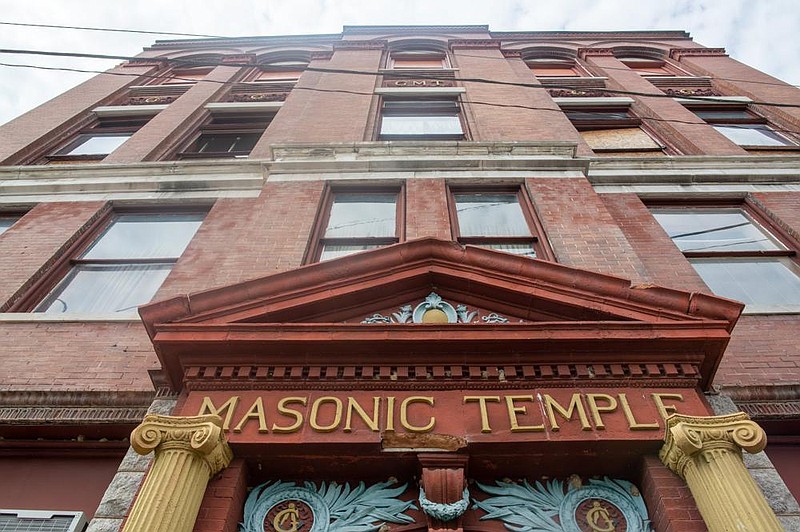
0,25,798,532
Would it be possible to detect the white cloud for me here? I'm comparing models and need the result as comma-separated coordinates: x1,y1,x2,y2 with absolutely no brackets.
0,0,798,125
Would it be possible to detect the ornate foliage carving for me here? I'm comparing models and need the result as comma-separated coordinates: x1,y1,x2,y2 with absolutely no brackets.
125,95,178,105
662,88,720,97
547,89,610,98
360,292,510,324
241,479,417,532
418,487,470,522
473,477,651,531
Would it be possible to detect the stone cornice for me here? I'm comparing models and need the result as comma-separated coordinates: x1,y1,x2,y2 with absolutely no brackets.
0,390,155,425
344,25,490,34
493,30,691,41
670,47,728,60
147,34,341,50
449,39,500,50
578,48,615,59
333,40,387,51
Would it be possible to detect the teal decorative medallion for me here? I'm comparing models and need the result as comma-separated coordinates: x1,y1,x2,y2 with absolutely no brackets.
473,477,651,531
241,479,417,532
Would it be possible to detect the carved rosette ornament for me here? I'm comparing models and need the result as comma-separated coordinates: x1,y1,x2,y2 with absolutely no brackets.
123,414,233,532
659,412,782,532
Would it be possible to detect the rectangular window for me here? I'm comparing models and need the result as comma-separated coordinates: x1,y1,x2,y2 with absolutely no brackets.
390,52,447,69
526,59,583,77
49,117,149,162
34,211,205,314
178,114,271,159
618,58,681,77
687,105,796,147
254,70,303,83
651,204,800,308
449,188,550,259
379,98,464,140
162,67,212,85
310,190,402,262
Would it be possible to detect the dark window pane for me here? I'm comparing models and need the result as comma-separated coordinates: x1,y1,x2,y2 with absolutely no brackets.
37,264,173,314
693,109,753,120
455,194,531,237
652,210,783,252
691,258,800,305
195,133,260,154
325,194,396,238
566,111,630,121
83,214,204,259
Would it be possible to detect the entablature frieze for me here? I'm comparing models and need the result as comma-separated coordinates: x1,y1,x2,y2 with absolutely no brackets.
181,362,702,392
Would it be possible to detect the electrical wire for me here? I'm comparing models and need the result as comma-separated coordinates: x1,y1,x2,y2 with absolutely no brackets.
3,54,800,139
0,20,226,39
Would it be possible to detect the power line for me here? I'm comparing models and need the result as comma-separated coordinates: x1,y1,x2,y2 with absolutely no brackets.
3,45,800,110
0,20,225,39
3,56,800,140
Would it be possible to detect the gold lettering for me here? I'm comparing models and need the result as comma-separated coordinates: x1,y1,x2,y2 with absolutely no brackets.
464,396,500,433
198,396,239,431
400,396,435,433
412,80,425,86
505,395,545,432
430,80,445,87
619,393,659,430
385,396,396,432
652,393,684,420
543,393,592,431
586,394,618,430
310,397,343,432
271,397,307,433
344,397,381,432
394,80,408,86
233,397,269,433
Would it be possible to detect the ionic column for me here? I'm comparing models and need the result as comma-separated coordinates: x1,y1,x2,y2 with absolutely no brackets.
122,414,233,532
659,412,781,532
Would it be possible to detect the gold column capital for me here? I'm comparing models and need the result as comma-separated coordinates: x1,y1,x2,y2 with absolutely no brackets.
659,412,765,478
131,413,232,477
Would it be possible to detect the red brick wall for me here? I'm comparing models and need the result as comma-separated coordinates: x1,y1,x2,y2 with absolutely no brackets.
640,455,706,532
453,48,582,144
155,180,325,299
600,193,709,293
0,65,157,164
252,49,382,151
526,179,649,283
193,459,248,532
0,201,106,309
405,179,451,241
585,55,745,156
0,322,155,391
676,55,800,129
104,65,243,163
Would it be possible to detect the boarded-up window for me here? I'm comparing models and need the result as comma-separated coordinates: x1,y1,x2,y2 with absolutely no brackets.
580,128,664,154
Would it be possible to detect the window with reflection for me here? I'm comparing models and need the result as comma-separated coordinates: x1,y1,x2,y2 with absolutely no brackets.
162,67,213,85
651,206,800,307
389,51,447,69
35,212,205,314
379,98,464,140
617,57,680,76
687,105,796,148
312,190,401,262
526,58,582,77
49,117,151,162
450,188,550,259
253,60,308,84
178,114,272,159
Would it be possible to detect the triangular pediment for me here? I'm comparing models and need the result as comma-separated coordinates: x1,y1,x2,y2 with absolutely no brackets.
139,238,743,391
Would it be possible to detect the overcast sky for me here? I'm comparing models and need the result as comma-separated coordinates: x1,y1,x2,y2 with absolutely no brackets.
0,0,798,126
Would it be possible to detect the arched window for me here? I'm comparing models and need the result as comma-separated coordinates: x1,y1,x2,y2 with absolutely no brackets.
253,60,309,84
389,49,448,70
